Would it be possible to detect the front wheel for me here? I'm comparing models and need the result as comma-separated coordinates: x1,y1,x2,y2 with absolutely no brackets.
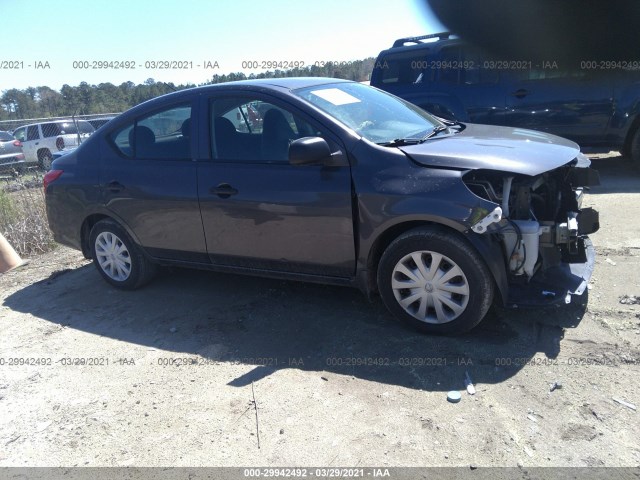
377,227,494,335
89,219,156,289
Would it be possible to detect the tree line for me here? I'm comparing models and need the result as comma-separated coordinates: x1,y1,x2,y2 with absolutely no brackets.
0,58,375,122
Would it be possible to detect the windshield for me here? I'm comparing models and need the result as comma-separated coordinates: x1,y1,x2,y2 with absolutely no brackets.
294,82,442,144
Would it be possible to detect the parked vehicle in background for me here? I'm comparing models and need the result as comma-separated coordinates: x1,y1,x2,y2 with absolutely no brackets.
12,119,95,169
371,32,640,168
45,78,599,335
87,117,116,130
0,130,26,174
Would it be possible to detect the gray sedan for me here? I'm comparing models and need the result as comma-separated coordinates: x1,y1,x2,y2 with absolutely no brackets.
0,131,26,174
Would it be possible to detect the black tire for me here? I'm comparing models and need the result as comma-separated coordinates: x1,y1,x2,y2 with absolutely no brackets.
38,150,52,170
89,219,157,289
629,127,640,171
377,226,494,335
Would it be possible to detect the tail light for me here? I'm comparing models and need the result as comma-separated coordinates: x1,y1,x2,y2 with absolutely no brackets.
56,137,65,151
16,153,24,160
13,140,22,147
43,169,64,193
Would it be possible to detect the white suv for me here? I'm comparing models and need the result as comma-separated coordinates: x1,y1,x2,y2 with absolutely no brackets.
12,119,95,169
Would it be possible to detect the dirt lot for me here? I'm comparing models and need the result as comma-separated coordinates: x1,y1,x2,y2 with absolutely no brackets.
0,155,639,468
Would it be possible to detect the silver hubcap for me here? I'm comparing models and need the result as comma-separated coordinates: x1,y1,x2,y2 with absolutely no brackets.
95,231,132,282
391,251,470,324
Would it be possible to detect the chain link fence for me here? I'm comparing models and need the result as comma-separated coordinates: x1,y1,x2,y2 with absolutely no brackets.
0,114,121,133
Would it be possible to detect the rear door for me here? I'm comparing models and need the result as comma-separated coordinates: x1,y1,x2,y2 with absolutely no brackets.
196,92,355,277
100,98,208,262
18,125,40,163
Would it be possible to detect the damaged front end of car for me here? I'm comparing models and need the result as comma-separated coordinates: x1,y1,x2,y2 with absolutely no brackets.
463,153,600,306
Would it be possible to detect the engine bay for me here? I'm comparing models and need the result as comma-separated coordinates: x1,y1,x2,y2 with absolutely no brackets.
463,157,600,281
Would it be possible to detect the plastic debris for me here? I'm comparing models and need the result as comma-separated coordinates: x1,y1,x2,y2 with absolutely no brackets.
605,258,616,266
464,371,476,395
612,397,637,411
550,381,562,392
447,391,462,403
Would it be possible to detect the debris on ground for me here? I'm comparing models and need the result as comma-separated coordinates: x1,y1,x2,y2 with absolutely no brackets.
464,371,476,395
612,397,637,411
550,381,562,392
605,258,617,266
447,391,461,403
619,295,640,305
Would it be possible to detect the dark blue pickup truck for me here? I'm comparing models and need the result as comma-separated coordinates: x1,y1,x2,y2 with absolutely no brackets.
371,32,640,167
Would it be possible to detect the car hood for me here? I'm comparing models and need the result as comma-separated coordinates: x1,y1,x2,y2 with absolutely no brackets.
398,123,581,176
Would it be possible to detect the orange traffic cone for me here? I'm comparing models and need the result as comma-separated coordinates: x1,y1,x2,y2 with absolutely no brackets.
0,232,23,273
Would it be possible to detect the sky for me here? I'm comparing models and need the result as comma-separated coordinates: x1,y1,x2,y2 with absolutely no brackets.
0,0,445,92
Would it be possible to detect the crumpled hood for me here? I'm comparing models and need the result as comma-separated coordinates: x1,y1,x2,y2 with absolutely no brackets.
399,123,581,176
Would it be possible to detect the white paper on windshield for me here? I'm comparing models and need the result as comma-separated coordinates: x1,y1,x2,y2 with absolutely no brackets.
310,88,361,106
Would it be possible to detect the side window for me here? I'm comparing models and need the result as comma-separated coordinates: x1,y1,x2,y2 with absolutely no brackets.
378,53,430,85
438,47,462,84
26,125,39,141
111,104,191,159
460,47,499,85
41,123,61,138
13,127,25,142
112,124,134,157
210,97,319,163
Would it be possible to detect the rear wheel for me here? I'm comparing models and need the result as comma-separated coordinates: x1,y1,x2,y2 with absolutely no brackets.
89,219,156,289
38,150,52,170
377,226,494,335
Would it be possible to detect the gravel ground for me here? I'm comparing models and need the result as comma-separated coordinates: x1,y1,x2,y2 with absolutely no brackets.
0,154,638,468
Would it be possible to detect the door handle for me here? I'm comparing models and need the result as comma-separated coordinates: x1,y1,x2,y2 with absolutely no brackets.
106,181,124,193
511,89,529,99
210,183,238,199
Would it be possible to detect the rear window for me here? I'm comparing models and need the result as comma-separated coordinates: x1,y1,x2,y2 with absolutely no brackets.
0,131,14,142
41,121,94,137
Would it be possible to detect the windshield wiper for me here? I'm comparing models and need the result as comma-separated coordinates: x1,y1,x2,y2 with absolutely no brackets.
378,124,455,147
377,138,423,147
420,125,450,141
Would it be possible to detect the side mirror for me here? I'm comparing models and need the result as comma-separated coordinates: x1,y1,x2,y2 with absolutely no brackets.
288,136,332,166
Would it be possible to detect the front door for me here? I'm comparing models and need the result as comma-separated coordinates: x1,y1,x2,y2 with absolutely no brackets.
197,93,355,277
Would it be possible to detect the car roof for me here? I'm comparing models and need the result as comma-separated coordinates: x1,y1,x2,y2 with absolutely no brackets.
14,119,93,129
123,77,355,114
225,77,352,89
379,33,463,56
